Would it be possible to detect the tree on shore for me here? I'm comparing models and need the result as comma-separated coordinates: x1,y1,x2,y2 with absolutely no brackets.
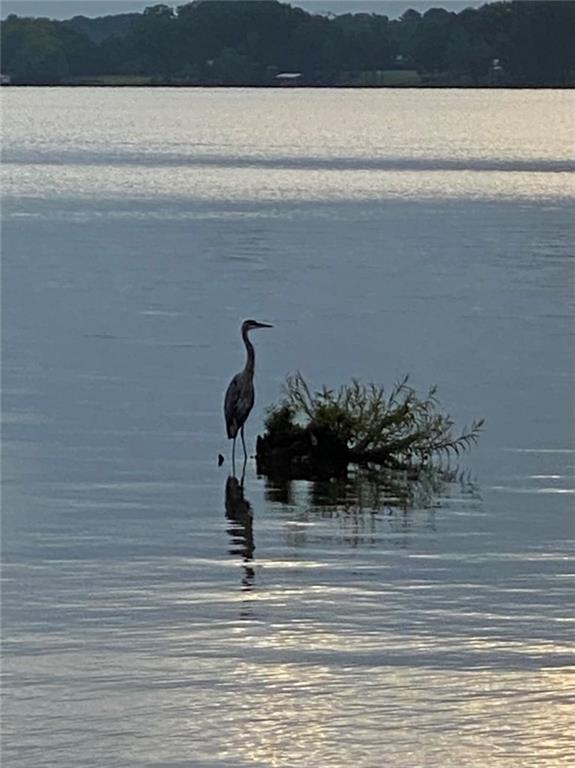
1,15,100,82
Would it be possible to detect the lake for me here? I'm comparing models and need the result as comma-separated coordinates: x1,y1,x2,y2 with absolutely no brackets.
2,88,574,768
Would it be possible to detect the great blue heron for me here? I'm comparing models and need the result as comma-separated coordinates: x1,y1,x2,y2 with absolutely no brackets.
224,319,272,467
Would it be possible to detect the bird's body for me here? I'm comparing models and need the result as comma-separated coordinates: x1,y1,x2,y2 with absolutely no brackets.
224,370,254,440
224,319,272,468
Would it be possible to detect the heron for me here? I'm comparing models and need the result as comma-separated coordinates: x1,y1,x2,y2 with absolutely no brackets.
224,319,272,469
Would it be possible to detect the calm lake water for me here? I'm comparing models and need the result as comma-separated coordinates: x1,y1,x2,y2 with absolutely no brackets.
2,88,574,767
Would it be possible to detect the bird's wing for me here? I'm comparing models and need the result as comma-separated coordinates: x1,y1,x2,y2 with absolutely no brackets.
224,372,243,438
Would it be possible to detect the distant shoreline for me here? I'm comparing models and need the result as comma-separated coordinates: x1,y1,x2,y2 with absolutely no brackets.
3,83,572,89
3,4,573,95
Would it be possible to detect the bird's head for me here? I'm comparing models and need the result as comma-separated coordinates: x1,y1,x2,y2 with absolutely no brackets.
242,319,273,333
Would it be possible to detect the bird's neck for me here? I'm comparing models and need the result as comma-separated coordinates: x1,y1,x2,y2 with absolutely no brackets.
242,327,255,375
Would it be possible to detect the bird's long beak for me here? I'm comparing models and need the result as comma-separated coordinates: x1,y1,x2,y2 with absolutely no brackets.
255,322,273,328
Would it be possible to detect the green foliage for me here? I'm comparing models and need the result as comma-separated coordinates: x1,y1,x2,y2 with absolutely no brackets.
447,26,493,84
1,1,574,85
267,372,484,464
1,15,101,81
264,402,301,437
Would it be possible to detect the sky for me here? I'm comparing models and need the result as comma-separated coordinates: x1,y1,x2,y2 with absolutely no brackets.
1,0,487,20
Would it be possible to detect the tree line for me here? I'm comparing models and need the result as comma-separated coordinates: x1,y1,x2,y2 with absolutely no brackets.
1,0,574,87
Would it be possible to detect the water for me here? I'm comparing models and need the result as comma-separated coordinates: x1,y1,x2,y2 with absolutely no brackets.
2,88,574,767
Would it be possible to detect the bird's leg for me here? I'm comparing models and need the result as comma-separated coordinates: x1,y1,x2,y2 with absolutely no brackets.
232,437,236,476
240,426,248,461
240,454,247,488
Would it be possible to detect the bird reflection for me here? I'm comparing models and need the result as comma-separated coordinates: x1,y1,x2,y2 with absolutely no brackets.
225,473,255,589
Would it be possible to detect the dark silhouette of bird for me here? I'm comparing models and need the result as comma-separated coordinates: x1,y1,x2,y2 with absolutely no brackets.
224,319,272,469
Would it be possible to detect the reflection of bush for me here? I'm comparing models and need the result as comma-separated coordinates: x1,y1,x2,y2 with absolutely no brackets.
266,464,478,512
264,466,481,551
257,372,483,480
308,465,479,513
